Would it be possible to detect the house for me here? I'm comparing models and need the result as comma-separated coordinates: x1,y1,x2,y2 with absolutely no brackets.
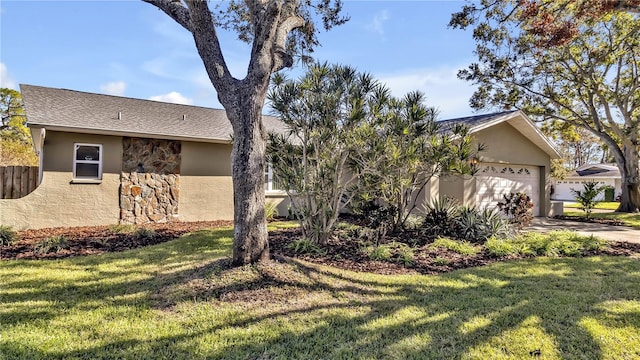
430,111,562,217
0,86,560,230
552,163,622,201
0,84,290,230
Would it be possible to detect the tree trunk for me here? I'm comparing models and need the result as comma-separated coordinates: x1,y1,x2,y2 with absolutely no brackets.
616,145,640,213
227,94,270,265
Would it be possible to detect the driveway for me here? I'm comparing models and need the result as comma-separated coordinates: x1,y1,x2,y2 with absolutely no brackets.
529,217,640,244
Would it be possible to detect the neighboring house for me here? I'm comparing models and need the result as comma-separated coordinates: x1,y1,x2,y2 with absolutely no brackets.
432,110,561,217
0,86,560,230
552,163,622,201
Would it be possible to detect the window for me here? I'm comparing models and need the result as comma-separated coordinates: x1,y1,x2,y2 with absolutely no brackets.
264,163,282,192
73,143,102,180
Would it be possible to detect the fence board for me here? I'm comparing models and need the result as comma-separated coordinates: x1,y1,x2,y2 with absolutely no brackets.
0,166,39,199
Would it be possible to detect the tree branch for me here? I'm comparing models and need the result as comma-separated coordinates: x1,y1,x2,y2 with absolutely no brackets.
142,0,192,31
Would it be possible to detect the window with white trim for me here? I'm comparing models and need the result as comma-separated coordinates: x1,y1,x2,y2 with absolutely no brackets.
264,163,282,192
73,143,102,180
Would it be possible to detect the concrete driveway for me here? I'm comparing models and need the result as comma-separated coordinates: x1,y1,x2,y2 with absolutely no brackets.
529,218,640,244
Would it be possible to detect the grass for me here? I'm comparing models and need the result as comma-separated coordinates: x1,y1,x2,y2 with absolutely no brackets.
564,202,620,210
564,210,640,228
2,223,640,359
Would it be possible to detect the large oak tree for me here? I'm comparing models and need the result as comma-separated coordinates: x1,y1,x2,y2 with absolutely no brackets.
451,1,640,212
143,0,347,264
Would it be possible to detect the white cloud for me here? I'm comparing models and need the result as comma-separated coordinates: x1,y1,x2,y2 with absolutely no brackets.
0,63,17,89
377,64,478,119
149,91,193,105
365,10,389,36
99,81,127,96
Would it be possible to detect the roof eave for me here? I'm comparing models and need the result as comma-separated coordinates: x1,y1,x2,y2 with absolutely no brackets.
28,124,233,144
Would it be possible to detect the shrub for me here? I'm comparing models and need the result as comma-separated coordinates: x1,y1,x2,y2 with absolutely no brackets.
34,235,69,254
497,192,534,228
486,231,607,258
264,201,279,220
0,225,18,246
365,242,414,265
431,237,479,256
485,237,520,257
287,238,325,255
456,206,512,243
365,244,392,261
134,227,157,241
109,224,136,234
571,181,606,219
423,197,459,237
357,200,397,246
433,256,451,266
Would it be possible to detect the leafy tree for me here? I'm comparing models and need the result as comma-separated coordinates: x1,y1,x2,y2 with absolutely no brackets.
451,0,640,47
540,121,605,170
451,3,640,213
0,88,38,166
143,0,347,264
267,63,384,245
571,181,606,218
350,92,481,231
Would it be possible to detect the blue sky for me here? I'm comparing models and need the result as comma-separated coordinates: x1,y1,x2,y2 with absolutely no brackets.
1,1,480,119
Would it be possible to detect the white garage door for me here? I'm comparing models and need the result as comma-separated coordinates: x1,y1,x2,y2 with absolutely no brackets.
476,163,540,216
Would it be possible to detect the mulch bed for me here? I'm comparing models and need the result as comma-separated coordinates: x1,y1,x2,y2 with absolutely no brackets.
2,219,640,275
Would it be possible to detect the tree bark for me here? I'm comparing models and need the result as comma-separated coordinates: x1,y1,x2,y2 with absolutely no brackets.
226,89,270,265
616,145,640,212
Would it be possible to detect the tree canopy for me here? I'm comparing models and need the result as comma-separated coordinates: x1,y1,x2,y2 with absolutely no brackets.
0,88,38,166
450,2,640,212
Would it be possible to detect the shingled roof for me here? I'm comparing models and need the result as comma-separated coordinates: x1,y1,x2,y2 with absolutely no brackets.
437,110,561,159
20,84,287,143
436,110,520,132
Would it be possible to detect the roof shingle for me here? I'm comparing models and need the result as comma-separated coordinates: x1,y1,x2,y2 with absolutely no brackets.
20,84,287,143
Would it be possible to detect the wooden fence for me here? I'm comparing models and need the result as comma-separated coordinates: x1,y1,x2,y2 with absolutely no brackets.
0,166,39,199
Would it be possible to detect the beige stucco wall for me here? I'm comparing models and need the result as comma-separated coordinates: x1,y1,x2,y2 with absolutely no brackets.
438,122,553,216
0,131,122,229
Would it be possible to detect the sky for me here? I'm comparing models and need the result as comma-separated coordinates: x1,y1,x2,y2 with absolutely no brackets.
0,0,482,120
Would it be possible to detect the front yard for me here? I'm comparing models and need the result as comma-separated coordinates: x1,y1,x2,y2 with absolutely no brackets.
2,223,640,359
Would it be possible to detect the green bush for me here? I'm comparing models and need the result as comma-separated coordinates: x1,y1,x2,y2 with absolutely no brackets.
134,227,157,241
422,197,459,237
431,237,479,256
433,256,451,266
486,231,607,258
265,201,279,220
287,238,325,255
0,225,18,246
456,206,512,243
34,235,69,254
109,224,136,234
365,242,414,264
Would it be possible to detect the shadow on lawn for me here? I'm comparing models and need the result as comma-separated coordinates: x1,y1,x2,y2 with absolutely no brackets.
2,233,640,359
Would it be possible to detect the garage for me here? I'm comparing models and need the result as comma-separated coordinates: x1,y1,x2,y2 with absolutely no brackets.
475,163,540,216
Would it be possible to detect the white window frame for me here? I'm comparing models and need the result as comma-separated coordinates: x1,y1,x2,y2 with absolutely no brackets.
73,143,103,182
265,163,285,193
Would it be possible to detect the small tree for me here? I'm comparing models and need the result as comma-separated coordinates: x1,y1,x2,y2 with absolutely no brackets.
571,181,606,219
497,192,534,228
267,64,385,245
350,92,482,231
1,88,38,166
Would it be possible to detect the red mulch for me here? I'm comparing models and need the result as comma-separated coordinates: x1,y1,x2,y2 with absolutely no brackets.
552,215,627,226
2,219,639,276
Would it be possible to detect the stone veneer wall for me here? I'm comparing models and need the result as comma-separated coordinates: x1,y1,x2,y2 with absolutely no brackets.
120,137,181,224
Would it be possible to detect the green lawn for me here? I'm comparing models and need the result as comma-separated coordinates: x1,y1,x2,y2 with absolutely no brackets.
2,225,640,359
564,210,640,228
563,202,620,210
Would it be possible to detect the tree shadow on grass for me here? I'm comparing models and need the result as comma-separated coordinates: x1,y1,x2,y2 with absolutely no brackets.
2,234,640,359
